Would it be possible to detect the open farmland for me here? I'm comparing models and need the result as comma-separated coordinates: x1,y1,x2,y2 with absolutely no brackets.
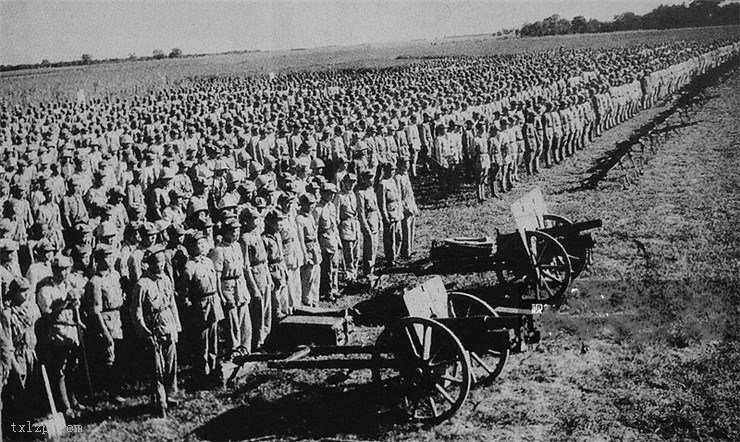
1,25,738,104
7,26,731,441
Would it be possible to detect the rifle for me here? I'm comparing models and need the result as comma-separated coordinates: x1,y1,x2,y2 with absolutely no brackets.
72,304,93,396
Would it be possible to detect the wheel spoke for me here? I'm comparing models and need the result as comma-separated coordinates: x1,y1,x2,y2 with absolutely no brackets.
470,351,495,374
404,326,421,359
422,324,432,361
435,383,456,405
440,373,465,384
428,397,440,417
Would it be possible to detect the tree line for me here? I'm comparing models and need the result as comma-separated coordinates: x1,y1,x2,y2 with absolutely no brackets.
0,48,184,73
519,0,740,37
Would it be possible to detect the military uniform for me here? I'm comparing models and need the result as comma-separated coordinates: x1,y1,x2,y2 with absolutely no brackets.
337,184,359,281
241,227,272,350
296,206,321,307
210,235,251,355
131,256,181,414
182,252,224,377
277,209,303,311
263,226,289,322
377,173,402,265
356,179,380,277
36,271,81,414
395,167,418,259
83,257,125,399
315,189,340,299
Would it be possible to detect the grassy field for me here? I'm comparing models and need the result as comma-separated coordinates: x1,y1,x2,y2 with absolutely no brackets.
57,61,740,442
1,25,738,105
5,27,740,441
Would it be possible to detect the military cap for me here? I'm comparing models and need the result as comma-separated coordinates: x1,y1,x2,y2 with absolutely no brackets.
0,218,15,234
8,277,31,294
253,197,268,210
143,245,167,262
98,221,118,238
141,222,159,236
218,194,239,210
159,167,176,180
342,173,357,183
119,134,134,145
35,238,58,252
298,193,317,206
188,198,209,215
76,222,92,234
94,243,116,257
223,217,241,230
321,183,338,194
51,255,73,269
239,205,262,224
239,180,257,193
109,186,125,197
311,157,325,169
0,238,19,252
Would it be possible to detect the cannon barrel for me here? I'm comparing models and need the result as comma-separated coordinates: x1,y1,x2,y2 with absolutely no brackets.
537,219,602,237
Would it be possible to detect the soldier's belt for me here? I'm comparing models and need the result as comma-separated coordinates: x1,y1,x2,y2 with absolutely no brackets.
221,274,243,280
190,291,217,301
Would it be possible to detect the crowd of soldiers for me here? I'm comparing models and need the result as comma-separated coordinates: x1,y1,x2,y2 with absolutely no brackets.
0,37,736,429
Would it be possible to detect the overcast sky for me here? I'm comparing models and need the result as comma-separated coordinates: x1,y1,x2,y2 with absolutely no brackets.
1,0,687,65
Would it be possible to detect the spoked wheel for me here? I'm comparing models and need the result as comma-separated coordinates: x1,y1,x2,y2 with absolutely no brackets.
372,317,471,424
542,214,591,277
448,292,509,386
524,230,572,303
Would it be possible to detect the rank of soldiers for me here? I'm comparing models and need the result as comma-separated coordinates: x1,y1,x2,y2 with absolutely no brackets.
0,38,736,431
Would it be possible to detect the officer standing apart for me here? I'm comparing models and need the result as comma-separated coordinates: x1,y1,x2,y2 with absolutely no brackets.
377,163,403,266
316,183,340,300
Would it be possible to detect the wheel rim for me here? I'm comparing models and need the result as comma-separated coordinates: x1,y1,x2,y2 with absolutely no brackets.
447,292,509,386
525,230,572,302
373,317,471,424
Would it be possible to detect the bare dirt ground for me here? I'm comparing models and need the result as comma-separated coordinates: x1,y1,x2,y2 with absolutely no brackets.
49,55,740,442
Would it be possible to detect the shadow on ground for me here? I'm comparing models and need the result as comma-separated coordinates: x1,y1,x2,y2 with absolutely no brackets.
193,383,409,441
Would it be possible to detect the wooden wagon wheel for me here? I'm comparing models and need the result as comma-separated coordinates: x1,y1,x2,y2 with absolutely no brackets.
524,230,572,302
447,292,509,386
542,214,590,276
372,317,471,424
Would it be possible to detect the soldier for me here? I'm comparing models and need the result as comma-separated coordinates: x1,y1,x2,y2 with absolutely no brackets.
36,256,85,417
315,184,340,300
377,162,402,266
210,218,251,357
1,277,41,421
337,173,359,282
83,245,125,403
25,238,56,294
239,206,271,350
262,210,289,321
276,193,303,311
395,158,419,259
472,122,490,203
356,170,380,279
488,124,504,198
0,239,22,296
295,194,321,307
0,317,13,441
182,232,224,385
131,246,181,418
60,177,89,246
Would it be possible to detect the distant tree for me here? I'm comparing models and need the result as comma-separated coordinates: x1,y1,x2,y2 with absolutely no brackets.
81,54,93,64
169,48,183,58
571,16,588,33
128,53,138,61
153,49,166,59
41,59,50,67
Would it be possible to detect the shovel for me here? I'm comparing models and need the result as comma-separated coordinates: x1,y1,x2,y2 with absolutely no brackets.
33,364,67,440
